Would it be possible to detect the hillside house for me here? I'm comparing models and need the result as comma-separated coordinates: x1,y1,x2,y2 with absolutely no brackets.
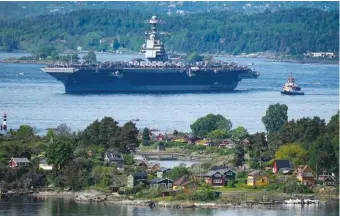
247,170,269,186
272,160,293,174
173,175,200,192
150,178,174,189
8,158,30,168
201,171,225,187
157,167,171,178
296,165,315,186
219,139,234,148
147,162,160,173
135,160,148,169
209,166,236,182
127,171,148,187
39,159,53,171
318,173,337,186
104,152,124,165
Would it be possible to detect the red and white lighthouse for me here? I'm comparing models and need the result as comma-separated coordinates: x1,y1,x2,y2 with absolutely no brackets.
1,112,7,131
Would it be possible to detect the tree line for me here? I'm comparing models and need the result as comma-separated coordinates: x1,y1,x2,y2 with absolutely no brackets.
0,105,338,191
188,104,338,176
0,7,338,55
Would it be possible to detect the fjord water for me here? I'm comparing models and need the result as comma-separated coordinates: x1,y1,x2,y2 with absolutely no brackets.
0,53,338,134
0,197,339,216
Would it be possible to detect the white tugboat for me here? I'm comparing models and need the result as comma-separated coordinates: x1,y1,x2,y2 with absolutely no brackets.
281,73,305,95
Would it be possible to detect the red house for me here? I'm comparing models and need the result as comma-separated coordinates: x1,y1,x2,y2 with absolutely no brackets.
201,171,225,187
272,160,293,174
156,134,165,141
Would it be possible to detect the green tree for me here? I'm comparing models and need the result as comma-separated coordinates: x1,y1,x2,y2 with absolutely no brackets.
46,137,74,170
16,125,35,141
63,157,90,191
110,121,139,154
230,126,249,139
262,103,288,133
190,114,232,137
248,132,268,168
275,143,307,166
123,154,135,165
309,134,338,175
113,38,120,50
233,142,245,167
207,129,230,139
81,117,119,149
84,32,101,47
278,117,325,148
54,123,72,137
142,127,150,145
165,164,189,181
188,51,203,62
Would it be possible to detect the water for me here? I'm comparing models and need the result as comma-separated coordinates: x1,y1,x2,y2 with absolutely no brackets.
148,160,197,168
0,53,338,134
0,197,338,216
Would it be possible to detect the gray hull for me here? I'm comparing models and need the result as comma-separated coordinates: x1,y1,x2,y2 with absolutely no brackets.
63,81,239,93
45,67,258,94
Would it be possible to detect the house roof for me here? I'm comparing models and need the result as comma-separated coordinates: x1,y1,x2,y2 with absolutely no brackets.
135,160,147,166
248,170,267,176
39,159,48,164
105,152,124,161
273,160,292,169
296,165,313,174
147,162,160,168
158,167,171,172
174,175,190,186
210,165,229,171
150,178,174,184
319,175,337,182
203,171,224,177
132,171,147,178
12,158,30,163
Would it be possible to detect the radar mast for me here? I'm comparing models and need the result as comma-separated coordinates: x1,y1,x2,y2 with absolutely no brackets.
141,16,168,62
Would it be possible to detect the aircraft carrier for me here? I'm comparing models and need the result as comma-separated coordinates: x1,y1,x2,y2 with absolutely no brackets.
42,16,260,93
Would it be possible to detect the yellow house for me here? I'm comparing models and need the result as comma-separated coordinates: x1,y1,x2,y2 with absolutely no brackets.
39,159,53,171
247,170,269,186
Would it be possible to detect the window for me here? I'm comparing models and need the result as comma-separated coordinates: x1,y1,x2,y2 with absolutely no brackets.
213,179,222,184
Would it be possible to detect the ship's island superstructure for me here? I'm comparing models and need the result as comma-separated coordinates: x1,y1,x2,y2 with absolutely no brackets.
42,16,260,93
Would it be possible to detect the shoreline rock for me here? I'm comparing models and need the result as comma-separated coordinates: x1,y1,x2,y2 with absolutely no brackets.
28,190,337,209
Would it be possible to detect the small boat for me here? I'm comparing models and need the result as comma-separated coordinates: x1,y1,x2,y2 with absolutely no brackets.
131,118,140,122
281,73,305,95
284,199,302,204
283,198,320,205
18,72,24,76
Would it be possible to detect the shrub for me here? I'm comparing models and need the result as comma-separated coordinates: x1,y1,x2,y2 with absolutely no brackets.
237,171,248,179
228,180,235,188
282,181,313,194
188,189,218,202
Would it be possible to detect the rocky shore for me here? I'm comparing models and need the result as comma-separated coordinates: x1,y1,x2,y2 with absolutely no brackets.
0,58,55,65
28,190,336,209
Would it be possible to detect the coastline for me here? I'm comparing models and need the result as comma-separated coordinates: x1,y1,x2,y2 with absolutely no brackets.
27,190,338,209
0,54,338,66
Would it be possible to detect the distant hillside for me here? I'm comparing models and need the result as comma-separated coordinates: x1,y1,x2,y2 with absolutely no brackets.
0,7,338,55
0,1,338,19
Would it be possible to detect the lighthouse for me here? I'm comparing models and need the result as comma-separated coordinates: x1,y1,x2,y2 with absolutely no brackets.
1,112,7,131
